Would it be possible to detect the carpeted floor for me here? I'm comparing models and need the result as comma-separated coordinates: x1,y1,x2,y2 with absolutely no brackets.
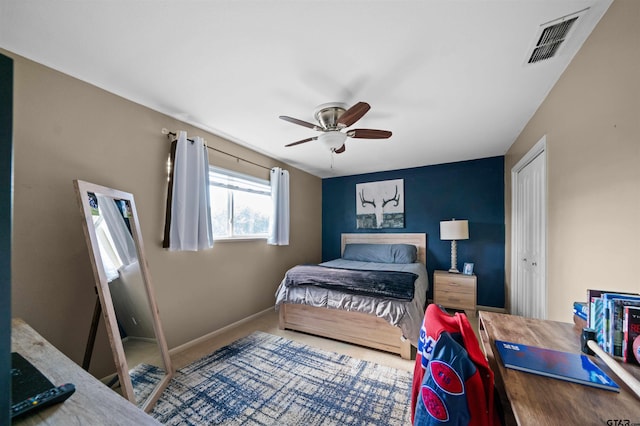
150,331,413,425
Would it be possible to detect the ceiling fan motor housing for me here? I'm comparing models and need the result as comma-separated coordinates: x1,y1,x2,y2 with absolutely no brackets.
314,102,348,130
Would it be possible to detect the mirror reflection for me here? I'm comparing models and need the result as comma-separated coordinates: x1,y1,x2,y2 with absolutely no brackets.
75,180,172,412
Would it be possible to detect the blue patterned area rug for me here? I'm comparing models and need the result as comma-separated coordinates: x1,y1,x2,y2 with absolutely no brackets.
129,363,165,407
151,331,412,425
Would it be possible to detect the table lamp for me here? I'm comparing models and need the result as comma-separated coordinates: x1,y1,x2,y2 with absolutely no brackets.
440,219,469,273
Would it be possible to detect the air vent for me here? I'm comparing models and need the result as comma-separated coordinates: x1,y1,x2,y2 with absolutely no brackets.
526,8,588,64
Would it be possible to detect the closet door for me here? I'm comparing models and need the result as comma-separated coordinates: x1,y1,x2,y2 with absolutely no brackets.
511,137,546,319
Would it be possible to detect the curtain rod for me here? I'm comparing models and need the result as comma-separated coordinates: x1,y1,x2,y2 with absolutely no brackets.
161,128,271,171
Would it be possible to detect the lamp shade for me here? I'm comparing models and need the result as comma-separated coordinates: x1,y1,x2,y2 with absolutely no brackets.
440,219,469,241
318,131,347,150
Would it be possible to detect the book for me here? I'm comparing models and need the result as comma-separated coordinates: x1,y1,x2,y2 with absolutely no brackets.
587,289,606,329
593,297,606,348
622,306,640,365
610,296,640,356
494,340,620,392
602,293,640,355
586,289,638,329
573,301,588,320
573,307,587,321
11,352,55,404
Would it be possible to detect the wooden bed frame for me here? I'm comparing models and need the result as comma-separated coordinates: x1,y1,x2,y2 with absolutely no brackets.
278,233,427,360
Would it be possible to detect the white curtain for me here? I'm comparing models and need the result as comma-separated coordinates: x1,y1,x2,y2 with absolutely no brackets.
96,196,137,266
169,131,213,251
268,167,290,246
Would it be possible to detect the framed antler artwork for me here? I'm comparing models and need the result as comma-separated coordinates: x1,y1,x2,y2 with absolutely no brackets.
356,178,405,229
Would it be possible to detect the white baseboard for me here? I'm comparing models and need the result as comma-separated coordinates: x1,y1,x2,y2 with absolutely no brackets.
169,306,275,356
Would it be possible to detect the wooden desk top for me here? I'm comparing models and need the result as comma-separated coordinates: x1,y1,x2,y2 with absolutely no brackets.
11,318,160,426
479,312,640,426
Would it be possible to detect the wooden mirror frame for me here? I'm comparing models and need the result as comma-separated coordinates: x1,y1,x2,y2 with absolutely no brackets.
73,180,173,412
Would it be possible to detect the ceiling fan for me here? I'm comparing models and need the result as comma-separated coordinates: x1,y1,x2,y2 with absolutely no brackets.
279,101,392,154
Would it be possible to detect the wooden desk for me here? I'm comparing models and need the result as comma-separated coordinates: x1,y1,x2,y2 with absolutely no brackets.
479,312,640,426
11,318,160,425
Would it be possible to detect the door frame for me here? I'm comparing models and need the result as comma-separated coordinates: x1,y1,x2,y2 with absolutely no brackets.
510,135,547,318
0,52,13,426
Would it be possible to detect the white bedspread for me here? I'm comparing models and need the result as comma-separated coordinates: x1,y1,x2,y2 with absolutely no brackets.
274,259,429,347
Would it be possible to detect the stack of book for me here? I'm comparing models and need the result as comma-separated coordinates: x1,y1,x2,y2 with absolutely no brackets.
573,301,588,329
584,289,640,365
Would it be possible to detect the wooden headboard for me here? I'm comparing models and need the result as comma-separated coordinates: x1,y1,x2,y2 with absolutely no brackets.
340,233,427,265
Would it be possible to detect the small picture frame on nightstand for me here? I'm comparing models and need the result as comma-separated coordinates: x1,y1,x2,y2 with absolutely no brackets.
463,262,474,275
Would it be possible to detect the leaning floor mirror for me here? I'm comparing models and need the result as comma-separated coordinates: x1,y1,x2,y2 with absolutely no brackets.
74,180,173,412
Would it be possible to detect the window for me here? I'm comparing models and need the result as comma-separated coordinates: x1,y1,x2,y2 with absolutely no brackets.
209,167,271,239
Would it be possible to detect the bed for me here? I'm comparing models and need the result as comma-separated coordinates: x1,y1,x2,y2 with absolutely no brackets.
275,233,428,360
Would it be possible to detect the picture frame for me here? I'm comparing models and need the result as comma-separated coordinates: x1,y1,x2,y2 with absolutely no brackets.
463,262,474,275
355,178,405,229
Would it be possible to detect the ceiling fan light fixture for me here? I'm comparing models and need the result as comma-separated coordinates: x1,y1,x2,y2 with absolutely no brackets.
280,101,390,153
318,131,347,150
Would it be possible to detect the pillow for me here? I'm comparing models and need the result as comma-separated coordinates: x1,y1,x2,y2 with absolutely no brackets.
342,243,417,264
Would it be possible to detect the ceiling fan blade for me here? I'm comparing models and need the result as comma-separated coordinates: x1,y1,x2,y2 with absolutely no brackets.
285,136,318,147
334,144,346,154
337,102,371,127
279,115,322,131
347,129,392,139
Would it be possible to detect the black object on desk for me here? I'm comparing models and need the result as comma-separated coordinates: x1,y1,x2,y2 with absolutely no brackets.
11,352,75,419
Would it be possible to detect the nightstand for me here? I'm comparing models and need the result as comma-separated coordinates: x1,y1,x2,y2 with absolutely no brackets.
433,270,477,317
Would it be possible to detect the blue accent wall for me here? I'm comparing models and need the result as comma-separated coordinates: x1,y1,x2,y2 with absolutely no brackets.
322,156,505,308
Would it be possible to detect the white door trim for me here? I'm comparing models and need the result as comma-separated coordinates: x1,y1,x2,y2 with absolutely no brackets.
511,135,547,318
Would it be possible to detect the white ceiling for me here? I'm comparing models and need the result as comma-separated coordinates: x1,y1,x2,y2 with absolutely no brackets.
0,0,612,178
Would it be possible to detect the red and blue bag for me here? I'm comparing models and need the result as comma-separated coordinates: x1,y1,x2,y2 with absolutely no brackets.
411,304,500,425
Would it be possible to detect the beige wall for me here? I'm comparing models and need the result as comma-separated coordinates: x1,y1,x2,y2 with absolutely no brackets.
505,0,640,322
5,49,322,378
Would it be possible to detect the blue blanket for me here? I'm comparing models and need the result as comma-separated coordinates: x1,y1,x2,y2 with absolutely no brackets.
284,264,417,301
